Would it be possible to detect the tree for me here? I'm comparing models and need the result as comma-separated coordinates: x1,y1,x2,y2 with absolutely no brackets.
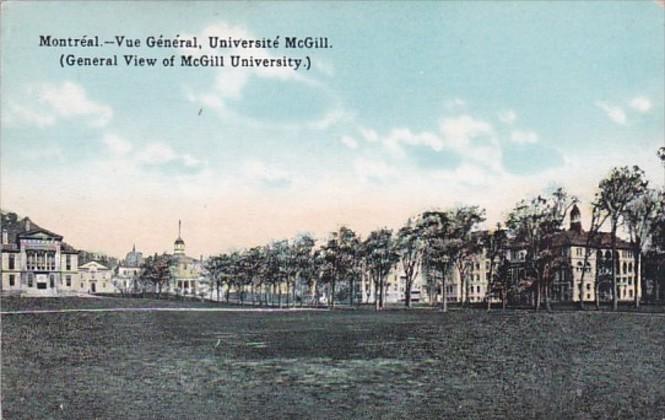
623,188,662,308
483,224,507,311
319,227,359,308
418,211,453,312
506,188,577,311
575,204,608,311
395,219,423,308
447,206,486,306
596,166,648,311
338,227,361,306
293,233,316,306
140,253,173,298
363,228,398,310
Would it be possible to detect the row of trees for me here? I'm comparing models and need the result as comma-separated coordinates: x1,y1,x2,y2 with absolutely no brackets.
138,163,665,312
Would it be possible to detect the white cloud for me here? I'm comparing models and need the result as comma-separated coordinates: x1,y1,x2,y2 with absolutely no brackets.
4,103,56,128
439,114,494,149
385,128,444,154
182,154,201,167
445,98,466,110
360,127,379,143
498,110,517,125
103,134,133,155
353,157,396,182
37,81,112,127
138,143,177,164
510,130,539,144
243,160,293,186
340,135,359,150
629,96,652,113
595,101,627,125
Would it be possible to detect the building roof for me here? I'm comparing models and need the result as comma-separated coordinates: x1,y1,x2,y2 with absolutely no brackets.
79,261,111,270
549,229,632,250
1,212,79,253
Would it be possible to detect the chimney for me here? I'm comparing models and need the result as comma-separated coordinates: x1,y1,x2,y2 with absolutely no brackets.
2,229,7,245
24,218,31,232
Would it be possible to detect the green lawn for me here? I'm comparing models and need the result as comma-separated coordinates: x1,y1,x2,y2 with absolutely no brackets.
2,298,664,419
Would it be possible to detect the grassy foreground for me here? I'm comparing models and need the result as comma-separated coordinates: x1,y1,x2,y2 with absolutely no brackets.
1,298,664,419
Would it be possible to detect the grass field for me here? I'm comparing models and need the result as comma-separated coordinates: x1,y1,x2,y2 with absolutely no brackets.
2,298,665,419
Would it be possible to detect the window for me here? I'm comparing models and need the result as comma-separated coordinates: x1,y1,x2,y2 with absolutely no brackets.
49,274,55,288
586,293,591,300
81,283,84,289
628,278,632,286
576,248,583,257
477,286,480,293
9,274,15,287
586,283,591,291
103,282,106,288
66,275,71,287
8,254,15,270
28,274,33,287
629,290,633,298
66,255,71,271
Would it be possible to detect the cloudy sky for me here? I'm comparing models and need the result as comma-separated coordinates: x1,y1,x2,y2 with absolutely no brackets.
1,1,664,258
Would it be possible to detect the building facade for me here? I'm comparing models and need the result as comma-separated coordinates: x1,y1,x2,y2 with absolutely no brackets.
168,221,206,296
79,261,115,294
1,214,80,296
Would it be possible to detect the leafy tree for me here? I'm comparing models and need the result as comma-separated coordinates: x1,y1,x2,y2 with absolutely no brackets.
596,166,648,311
140,253,173,298
447,206,486,306
506,188,577,311
319,227,359,308
395,218,423,308
363,228,398,310
418,211,453,312
483,224,507,311
292,233,316,306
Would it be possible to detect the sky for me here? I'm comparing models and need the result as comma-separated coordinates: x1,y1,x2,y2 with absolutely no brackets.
1,1,664,258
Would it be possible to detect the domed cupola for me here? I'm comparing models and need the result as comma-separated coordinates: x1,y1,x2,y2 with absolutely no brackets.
174,220,185,255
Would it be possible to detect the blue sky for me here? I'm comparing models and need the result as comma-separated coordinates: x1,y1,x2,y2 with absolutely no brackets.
1,1,664,257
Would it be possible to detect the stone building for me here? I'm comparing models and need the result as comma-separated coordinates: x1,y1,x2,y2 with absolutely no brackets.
1,213,80,296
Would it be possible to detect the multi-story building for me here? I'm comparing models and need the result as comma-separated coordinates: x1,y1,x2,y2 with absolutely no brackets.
382,205,639,306
546,204,638,303
506,204,638,304
1,213,80,296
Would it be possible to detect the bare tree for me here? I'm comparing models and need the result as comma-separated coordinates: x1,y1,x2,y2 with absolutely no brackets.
623,188,662,308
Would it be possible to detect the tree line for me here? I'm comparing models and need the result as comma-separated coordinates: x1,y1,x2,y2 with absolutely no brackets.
138,164,665,312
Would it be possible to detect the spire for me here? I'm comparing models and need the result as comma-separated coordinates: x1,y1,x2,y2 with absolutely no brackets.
174,219,185,255
569,204,582,234
132,243,136,253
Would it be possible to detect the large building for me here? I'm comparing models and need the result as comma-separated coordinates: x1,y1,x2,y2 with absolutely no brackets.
545,204,638,303
1,213,80,296
113,244,144,293
79,261,115,294
168,221,206,296
374,204,639,306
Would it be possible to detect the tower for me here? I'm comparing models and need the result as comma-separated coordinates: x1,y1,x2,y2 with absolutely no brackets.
569,204,582,234
174,219,185,255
